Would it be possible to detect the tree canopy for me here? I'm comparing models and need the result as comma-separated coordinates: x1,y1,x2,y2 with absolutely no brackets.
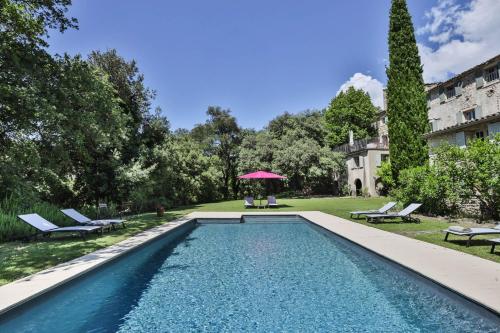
324,87,378,147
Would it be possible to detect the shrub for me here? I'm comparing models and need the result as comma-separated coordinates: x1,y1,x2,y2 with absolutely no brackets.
376,160,395,194
394,134,500,219
393,165,447,216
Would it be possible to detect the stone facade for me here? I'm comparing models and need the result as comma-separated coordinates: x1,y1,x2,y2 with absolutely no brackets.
425,54,500,150
334,111,389,197
335,54,500,197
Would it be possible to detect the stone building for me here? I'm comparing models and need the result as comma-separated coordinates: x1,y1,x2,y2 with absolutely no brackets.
425,54,500,150
334,54,500,197
333,110,389,197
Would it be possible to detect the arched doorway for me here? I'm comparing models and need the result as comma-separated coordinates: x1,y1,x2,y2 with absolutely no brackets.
354,179,362,197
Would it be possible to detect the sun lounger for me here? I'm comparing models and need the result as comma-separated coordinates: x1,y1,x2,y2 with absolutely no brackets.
365,203,422,223
18,213,102,240
489,238,500,254
244,197,255,208
61,209,126,230
350,202,396,218
443,225,500,247
267,196,278,208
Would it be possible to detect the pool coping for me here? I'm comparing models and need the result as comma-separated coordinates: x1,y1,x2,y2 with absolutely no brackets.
0,211,499,316
0,216,194,316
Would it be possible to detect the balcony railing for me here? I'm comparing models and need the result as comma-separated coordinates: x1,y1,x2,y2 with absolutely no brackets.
333,137,389,154
484,70,499,83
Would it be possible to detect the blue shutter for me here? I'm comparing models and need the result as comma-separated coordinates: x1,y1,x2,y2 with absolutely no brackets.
455,132,466,147
475,105,482,119
476,71,484,88
439,88,446,102
488,122,500,136
455,83,462,96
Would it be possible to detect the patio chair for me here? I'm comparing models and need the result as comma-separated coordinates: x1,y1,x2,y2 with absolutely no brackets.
443,225,500,247
244,197,255,208
267,196,278,208
18,213,103,240
61,208,126,230
350,202,396,218
365,203,422,223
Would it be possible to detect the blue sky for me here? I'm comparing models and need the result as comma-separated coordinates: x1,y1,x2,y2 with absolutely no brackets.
47,0,498,130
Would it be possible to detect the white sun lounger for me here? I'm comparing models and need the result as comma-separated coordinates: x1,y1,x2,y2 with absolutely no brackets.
350,202,396,218
244,197,255,208
18,213,102,240
365,203,422,223
443,225,500,247
267,196,278,208
61,209,126,230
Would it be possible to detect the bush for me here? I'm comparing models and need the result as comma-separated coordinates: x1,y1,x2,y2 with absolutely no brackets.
376,160,395,194
393,165,449,216
393,134,500,219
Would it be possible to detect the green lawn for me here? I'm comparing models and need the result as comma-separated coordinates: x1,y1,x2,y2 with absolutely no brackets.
1,197,498,286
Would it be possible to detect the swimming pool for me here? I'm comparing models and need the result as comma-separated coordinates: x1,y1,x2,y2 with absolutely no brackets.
0,216,498,332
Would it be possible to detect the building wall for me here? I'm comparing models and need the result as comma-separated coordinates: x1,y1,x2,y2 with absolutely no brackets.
427,58,500,145
346,149,389,197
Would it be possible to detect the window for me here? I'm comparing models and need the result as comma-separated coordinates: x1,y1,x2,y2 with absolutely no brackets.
464,109,476,121
475,130,484,139
381,154,389,162
353,156,360,168
445,85,456,99
484,67,499,82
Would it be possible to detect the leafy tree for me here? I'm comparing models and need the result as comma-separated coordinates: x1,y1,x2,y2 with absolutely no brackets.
88,49,155,162
386,0,428,181
324,87,378,147
37,55,129,205
268,110,328,146
0,0,77,201
239,111,346,196
194,107,242,199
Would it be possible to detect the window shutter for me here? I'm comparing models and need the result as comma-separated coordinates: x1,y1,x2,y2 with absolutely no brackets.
456,111,463,124
439,88,446,102
476,72,484,88
375,154,381,167
433,120,440,131
359,156,364,168
488,122,500,136
475,105,482,119
455,132,466,147
455,84,462,96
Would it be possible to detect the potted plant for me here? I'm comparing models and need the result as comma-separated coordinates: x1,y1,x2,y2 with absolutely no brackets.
155,197,167,217
156,205,165,217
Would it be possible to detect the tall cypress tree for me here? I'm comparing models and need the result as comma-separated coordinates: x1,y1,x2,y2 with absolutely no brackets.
386,0,428,181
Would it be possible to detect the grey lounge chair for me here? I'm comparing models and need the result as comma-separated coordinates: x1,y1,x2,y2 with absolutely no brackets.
350,202,396,218
18,213,102,240
61,209,126,230
365,203,422,223
443,225,500,247
244,197,255,208
267,196,278,208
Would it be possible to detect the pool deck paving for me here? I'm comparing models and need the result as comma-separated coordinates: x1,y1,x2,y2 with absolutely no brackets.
1,211,499,316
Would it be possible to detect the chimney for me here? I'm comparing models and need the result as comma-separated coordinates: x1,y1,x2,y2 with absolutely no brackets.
349,130,354,146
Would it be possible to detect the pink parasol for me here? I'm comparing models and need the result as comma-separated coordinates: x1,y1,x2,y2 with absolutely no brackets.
238,170,287,179
238,171,286,207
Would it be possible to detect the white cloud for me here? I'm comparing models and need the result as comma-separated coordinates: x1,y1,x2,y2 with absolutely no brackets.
418,0,500,82
337,73,384,108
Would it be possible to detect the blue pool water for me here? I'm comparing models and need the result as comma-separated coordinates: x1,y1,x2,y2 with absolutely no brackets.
0,216,499,332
